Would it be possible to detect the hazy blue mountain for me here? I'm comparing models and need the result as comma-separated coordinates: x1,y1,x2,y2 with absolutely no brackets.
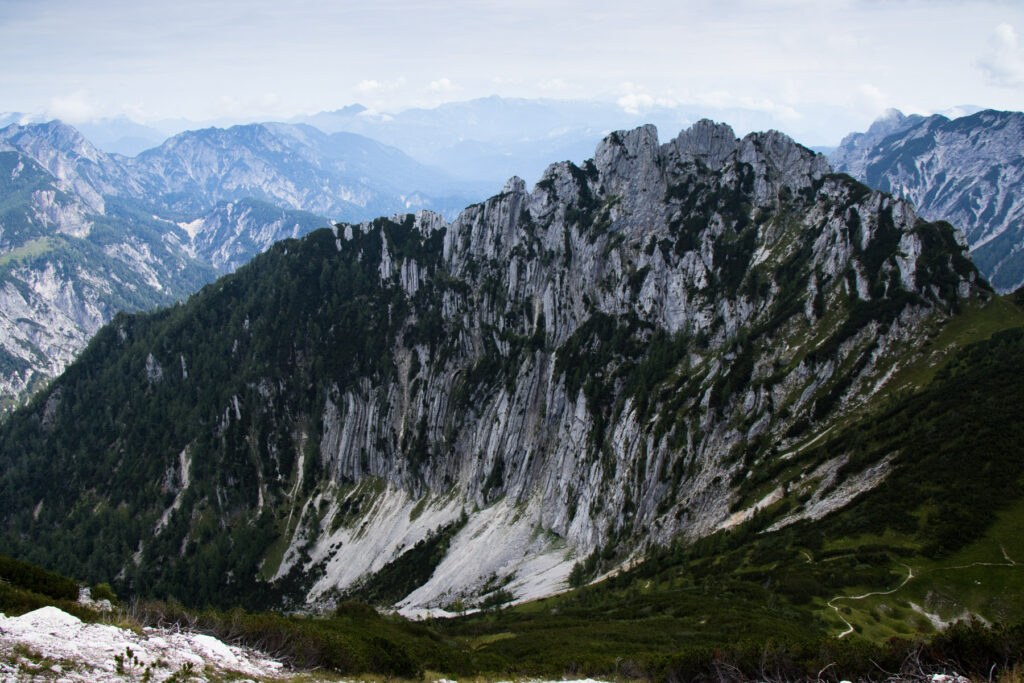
0,120,151,205
0,113,29,129
75,117,169,156
832,108,1024,292
297,96,861,184
125,122,496,220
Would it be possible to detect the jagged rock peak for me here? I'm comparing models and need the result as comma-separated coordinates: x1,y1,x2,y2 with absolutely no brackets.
589,124,665,209
502,176,527,194
594,123,661,163
589,120,831,185
0,119,107,167
737,129,832,203
666,119,740,170
739,128,830,173
588,121,831,207
412,209,448,235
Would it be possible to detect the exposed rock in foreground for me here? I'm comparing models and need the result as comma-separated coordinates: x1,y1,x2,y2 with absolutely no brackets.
0,605,976,683
0,606,289,682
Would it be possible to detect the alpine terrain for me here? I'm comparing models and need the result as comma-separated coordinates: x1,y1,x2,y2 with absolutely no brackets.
0,142,213,405
2,118,1010,626
0,120,493,406
831,108,1024,293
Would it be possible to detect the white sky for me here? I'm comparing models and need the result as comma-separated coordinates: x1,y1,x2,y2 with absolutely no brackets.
2,0,1024,143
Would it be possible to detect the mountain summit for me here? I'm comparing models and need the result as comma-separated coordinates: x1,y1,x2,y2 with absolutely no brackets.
0,121,984,612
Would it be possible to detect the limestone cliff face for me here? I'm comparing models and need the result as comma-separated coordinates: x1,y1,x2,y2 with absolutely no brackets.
268,121,980,609
0,121,983,613
831,109,1024,292
178,199,328,272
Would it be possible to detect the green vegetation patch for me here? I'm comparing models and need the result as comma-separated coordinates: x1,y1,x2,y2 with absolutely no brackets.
344,514,468,606
0,237,58,269
0,553,79,601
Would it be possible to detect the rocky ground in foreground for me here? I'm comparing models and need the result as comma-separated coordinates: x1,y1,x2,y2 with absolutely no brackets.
0,606,979,683
0,606,301,682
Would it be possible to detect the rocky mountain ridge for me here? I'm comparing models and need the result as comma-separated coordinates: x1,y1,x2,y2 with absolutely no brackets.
0,120,984,614
125,122,492,220
831,108,1024,292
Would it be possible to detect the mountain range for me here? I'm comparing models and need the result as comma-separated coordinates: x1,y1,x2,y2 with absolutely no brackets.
0,147,213,403
3,102,1023,427
271,96,886,185
0,119,495,404
9,95,877,183
831,108,1024,293
0,120,1005,618
1,98,1023,682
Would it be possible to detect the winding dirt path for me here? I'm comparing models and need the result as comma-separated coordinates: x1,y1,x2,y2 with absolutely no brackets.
825,547,1022,638
828,564,915,639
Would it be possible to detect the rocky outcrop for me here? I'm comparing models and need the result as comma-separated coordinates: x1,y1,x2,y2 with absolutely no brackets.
0,607,289,681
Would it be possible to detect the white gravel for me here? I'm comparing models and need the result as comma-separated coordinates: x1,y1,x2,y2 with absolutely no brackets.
0,606,287,682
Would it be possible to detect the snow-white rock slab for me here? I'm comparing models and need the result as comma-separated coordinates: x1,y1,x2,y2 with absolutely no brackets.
0,606,287,682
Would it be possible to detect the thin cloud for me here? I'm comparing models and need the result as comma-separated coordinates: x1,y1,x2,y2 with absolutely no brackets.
356,78,408,94
977,23,1024,87
617,93,679,115
428,78,457,93
46,90,100,123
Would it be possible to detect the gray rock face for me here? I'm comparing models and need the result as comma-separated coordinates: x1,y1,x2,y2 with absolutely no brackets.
829,109,925,180
0,120,146,211
246,122,980,609
179,199,328,272
0,149,211,404
0,119,983,613
831,109,1024,292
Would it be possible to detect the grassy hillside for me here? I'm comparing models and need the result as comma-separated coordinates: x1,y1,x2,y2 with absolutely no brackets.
5,297,1023,681
430,300,1024,679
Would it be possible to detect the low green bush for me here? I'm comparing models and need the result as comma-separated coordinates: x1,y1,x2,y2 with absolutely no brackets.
0,553,79,601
